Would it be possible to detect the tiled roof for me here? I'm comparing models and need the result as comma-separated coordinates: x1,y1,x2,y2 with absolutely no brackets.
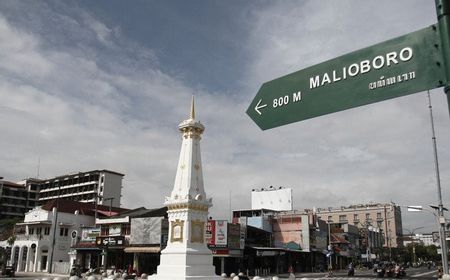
41,199,129,216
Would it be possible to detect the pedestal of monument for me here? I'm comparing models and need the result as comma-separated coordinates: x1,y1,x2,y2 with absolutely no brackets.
152,244,218,279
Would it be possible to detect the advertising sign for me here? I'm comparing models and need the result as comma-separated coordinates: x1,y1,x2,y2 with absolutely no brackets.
206,220,215,245
239,217,247,249
81,227,101,242
109,224,121,236
95,236,125,247
130,217,162,245
214,220,228,247
227,223,241,249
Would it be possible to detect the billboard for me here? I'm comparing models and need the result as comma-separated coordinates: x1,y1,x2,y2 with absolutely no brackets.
251,187,293,211
206,220,215,245
227,223,240,249
109,224,121,236
81,227,100,242
130,217,163,245
215,220,228,247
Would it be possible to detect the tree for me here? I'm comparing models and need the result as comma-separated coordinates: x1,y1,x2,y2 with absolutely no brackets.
0,217,22,241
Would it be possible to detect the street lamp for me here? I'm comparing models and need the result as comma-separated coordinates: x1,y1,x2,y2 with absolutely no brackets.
403,227,425,266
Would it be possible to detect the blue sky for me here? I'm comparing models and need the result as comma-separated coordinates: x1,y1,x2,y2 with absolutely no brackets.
0,0,449,232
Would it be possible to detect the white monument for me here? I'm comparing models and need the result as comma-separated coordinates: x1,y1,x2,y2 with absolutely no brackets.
151,97,220,279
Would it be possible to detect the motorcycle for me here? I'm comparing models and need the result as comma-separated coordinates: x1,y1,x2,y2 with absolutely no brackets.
347,266,355,276
376,267,385,278
394,265,401,278
70,264,82,277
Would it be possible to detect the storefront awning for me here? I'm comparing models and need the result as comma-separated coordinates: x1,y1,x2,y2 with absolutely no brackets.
124,247,161,253
249,246,303,255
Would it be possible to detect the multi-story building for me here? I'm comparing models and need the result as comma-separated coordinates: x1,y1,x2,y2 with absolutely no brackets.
7,199,126,274
34,170,123,207
314,202,403,248
0,170,123,222
0,180,40,220
403,233,440,247
70,207,168,275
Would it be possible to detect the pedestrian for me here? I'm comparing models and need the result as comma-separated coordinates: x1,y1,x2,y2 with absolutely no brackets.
288,265,295,280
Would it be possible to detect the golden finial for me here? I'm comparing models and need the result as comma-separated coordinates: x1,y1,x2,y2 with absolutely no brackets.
190,95,195,119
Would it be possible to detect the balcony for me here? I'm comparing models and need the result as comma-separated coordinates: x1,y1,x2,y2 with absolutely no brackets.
15,234,52,242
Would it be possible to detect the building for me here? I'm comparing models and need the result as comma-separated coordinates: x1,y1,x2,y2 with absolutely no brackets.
329,223,360,268
232,208,329,274
31,169,123,207
0,170,124,222
272,210,328,272
77,206,168,274
402,233,440,247
0,180,39,220
7,200,124,274
314,202,403,248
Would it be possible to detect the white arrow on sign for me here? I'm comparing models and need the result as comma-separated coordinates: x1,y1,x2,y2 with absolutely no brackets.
254,99,267,115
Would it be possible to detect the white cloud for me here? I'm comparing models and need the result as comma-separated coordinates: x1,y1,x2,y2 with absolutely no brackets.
0,1,447,233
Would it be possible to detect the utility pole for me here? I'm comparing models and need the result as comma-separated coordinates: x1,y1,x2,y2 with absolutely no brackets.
48,184,60,273
427,90,449,274
327,222,333,277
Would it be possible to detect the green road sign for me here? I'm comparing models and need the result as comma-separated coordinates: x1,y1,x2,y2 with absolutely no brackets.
247,25,446,130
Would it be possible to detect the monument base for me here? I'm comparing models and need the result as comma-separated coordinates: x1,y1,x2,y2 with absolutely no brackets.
150,245,221,280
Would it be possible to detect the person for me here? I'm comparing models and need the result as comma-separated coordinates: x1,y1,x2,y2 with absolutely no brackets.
438,265,443,279
348,263,355,276
288,265,295,280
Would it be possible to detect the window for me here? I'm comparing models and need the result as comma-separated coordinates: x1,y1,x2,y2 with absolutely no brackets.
101,225,109,236
36,227,42,235
327,216,333,222
122,224,130,235
377,212,382,219
353,214,359,220
29,228,34,235
339,215,347,222
59,228,68,236
365,213,370,220
44,227,50,235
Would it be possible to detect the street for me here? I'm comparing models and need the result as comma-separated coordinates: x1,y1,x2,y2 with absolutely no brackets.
0,267,440,280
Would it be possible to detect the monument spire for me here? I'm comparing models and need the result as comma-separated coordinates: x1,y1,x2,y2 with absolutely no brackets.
152,98,219,280
190,95,195,120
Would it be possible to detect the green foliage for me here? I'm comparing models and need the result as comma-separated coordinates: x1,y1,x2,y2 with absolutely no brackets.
0,217,22,241
6,235,15,245
402,243,440,262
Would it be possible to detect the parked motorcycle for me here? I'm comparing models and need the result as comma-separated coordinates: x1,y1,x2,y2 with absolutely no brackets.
376,267,385,278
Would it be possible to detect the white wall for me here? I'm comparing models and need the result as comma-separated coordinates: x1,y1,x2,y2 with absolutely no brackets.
11,207,96,272
24,208,51,223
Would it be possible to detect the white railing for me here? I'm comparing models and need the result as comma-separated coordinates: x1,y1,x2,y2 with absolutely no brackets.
15,234,52,242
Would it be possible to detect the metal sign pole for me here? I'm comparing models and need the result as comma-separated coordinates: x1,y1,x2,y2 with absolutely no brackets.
432,3,449,274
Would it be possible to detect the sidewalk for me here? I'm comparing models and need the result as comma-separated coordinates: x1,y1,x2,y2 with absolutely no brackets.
12,271,69,278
